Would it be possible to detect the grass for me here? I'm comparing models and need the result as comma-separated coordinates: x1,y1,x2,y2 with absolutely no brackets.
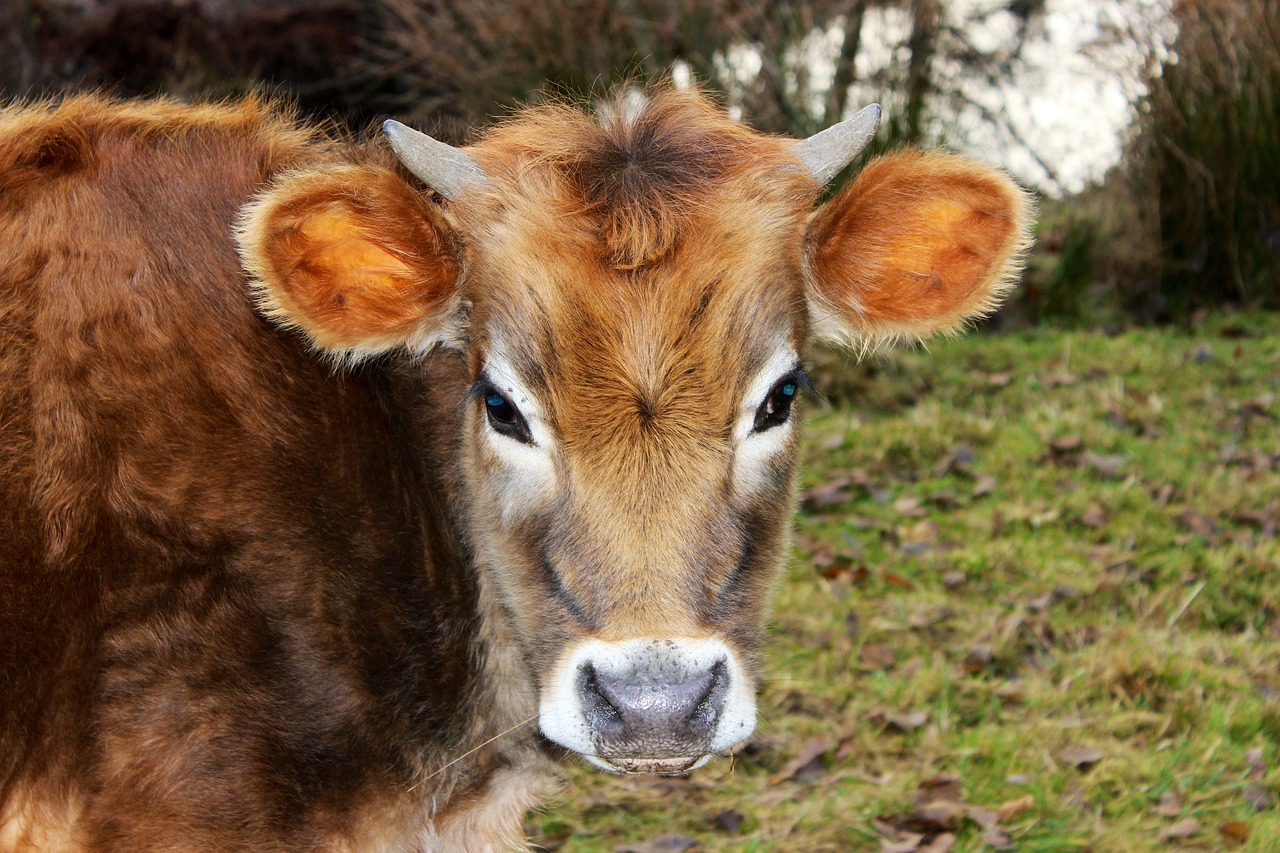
526,314,1280,852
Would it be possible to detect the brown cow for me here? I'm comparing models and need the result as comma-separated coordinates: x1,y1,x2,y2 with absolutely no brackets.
0,88,1030,851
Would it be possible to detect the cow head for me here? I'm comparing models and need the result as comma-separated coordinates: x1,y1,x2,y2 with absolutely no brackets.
237,90,1030,775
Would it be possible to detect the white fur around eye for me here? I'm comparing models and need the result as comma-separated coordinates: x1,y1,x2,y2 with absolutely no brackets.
481,349,557,518
732,346,800,495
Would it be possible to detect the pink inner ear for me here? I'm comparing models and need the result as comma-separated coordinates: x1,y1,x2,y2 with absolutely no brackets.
808,151,1029,341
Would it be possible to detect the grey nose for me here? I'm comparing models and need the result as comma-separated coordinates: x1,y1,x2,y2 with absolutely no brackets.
579,658,729,757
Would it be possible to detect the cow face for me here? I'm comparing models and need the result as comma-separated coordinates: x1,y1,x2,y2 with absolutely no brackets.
238,90,1030,774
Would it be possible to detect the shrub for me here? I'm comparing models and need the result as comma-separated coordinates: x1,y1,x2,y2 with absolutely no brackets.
1127,0,1280,314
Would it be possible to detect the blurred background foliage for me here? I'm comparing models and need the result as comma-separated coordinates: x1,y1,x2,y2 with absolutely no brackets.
2,0,1276,323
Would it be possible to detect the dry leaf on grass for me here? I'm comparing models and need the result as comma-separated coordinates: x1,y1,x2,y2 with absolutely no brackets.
995,794,1035,822
860,644,896,669
768,736,836,784
1219,821,1250,845
1157,817,1202,841
615,835,698,853
1061,745,1103,771
962,643,994,673
1080,503,1108,528
1153,791,1182,817
1243,782,1273,811
1049,435,1084,457
1082,451,1127,478
869,708,928,732
711,809,743,834
875,775,1025,851
971,475,998,498
994,682,1027,705
879,833,925,853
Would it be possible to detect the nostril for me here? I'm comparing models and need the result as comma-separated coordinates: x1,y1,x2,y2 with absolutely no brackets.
578,664,626,740
690,659,729,727
578,657,730,751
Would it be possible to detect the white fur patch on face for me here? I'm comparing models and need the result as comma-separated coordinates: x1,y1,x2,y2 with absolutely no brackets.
480,347,557,520
539,638,757,769
732,345,801,495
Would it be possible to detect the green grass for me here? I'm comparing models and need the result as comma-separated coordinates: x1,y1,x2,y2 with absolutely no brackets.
528,315,1280,852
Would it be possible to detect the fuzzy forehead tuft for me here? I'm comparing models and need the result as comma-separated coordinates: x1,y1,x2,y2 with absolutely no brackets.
471,88,815,271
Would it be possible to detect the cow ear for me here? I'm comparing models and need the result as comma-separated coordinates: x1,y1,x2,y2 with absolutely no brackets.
237,163,464,362
806,151,1032,346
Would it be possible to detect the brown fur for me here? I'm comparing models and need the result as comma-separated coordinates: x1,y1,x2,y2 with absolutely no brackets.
1,88,1030,851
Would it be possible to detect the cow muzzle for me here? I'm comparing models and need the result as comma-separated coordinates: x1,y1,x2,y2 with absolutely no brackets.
539,638,756,774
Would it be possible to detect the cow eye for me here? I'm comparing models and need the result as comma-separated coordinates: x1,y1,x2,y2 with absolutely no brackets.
480,385,533,444
752,373,802,433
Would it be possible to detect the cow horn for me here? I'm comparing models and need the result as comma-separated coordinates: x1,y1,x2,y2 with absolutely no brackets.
792,104,882,184
382,119,488,200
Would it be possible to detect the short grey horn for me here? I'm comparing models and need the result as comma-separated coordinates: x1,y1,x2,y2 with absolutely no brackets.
792,103,882,184
382,119,488,200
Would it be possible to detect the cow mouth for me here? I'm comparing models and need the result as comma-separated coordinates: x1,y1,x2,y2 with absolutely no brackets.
585,754,712,776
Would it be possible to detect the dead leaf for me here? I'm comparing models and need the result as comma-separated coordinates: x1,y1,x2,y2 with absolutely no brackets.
883,571,916,591
711,809,744,834
933,446,977,477
860,644,896,669
893,496,927,517
995,794,1034,822
1062,785,1089,812
802,479,852,509
1044,373,1079,389
966,806,998,829
987,372,1013,388
1219,821,1250,845
769,736,835,784
1061,745,1103,771
1153,791,1182,817
994,682,1026,705
919,833,956,853
1243,782,1273,811
915,799,965,827
971,475,997,499
1082,451,1127,478
962,644,994,674
1049,435,1084,455
917,775,963,805
1178,511,1220,539
870,708,928,731
880,835,924,853
1027,592,1054,613
1157,817,1202,841
1080,503,1108,528
821,561,870,584
980,824,1015,851
908,607,950,630
615,835,698,853
1191,342,1216,363
1246,747,1266,778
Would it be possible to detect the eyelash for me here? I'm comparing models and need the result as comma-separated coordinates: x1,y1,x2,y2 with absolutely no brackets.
475,381,534,444
752,370,808,433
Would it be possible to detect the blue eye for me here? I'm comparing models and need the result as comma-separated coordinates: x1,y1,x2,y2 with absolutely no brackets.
478,384,532,443
753,373,804,433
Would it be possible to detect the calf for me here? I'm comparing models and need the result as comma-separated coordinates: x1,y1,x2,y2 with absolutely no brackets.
0,89,1029,851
